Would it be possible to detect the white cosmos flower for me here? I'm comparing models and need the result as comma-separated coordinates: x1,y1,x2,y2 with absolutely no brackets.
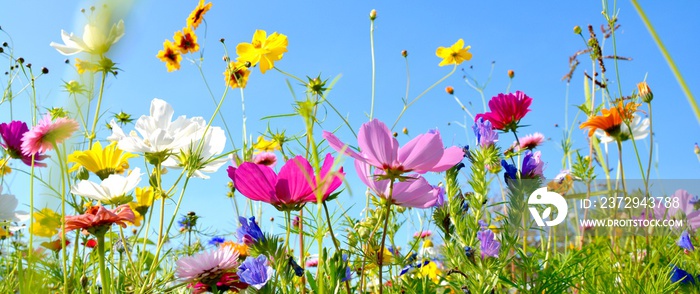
107,98,203,154
0,188,29,231
595,113,650,144
71,167,142,203
163,125,228,179
49,19,125,56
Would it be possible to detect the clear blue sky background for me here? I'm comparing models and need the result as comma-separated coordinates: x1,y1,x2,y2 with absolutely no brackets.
1,1,699,245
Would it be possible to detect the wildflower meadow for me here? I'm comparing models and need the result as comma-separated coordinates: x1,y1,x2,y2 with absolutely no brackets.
1,0,700,293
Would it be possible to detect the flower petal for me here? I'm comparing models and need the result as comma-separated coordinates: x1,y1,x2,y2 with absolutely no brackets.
357,119,398,169
234,162,279,204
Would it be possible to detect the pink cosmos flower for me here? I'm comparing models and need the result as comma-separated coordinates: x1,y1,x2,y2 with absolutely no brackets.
229,154,344,211
654,189,700,230
323,119,463,174
64,204,135,234
475,91,532,132
176,246,240,284
515,132,545,151
355,161,441,208
0,121,48,167
305,258,319,268
21,115,79,156
413,230,432,238
253,152,277,167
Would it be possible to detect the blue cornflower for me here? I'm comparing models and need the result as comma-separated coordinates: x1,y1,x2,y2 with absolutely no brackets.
678,230,695,251
237,216,265,245
208,236,226,246
178,214,197,231
238,255,274,290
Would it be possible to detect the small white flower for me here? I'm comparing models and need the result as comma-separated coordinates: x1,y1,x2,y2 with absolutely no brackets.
71,168,142,203
163,125,228,179
0,188,29,230
49,19,125,56
595,113,650,144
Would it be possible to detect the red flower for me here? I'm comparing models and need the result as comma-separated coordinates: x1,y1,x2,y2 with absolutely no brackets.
83,239,97,248
475,91,532,132
64,204,135,236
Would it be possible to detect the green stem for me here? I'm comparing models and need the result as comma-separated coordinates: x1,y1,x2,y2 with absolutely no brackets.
285,211,291,252
369,18,376,120
88,71,107,148
322,202,351,294
630,0,700,124
377,181,394,294
391,65,457,130
645,104,653,192
97,233,112,294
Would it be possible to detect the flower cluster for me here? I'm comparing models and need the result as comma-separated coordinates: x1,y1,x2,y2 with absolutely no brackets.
157,0,210,71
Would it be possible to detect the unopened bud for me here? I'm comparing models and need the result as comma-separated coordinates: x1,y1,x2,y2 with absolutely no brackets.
369,9,377,20
574,25,582,35
220,38,225,43
401,50,407,57
41,67,49,74
445,86,454,95
402,127,408,135
637,81,653,103
694,143,700,155
508,70,514,79
392,132,398,137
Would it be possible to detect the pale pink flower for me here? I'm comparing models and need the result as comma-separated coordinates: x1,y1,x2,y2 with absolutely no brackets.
355,161,441,208
176,246,240,283
21,115,79,156
515,132,545,151
413,230,432,239
305,258,319,268
253,152,277,167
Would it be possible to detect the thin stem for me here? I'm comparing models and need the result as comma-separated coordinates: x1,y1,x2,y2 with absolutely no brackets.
322,202,351,294
88,71,107,148
377,180,394,294
27,156,35,268
391,65,457,130
285,211,291,252
299,210,305,294
369,18,376,120
631,0,700,124
97,233,112,294
645,104,653,191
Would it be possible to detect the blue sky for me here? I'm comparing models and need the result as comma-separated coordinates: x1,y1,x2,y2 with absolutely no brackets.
1,1,699,244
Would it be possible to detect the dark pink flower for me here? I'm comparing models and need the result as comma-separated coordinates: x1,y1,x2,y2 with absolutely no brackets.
475,91,532,132
21,115,79,156
0,121,47,167
323,119,463,175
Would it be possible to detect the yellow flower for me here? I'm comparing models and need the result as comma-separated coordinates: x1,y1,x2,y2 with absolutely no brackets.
32,208,61,238
222,241,249,258
0,157,11,176
252,136,280,152
0,227,9,239
187,0,212,30
128,187,155,226
174,27,199,54
435,39,472,67
157,40,182,72
236,30,288,74
637,81,653,103
75,58,99,74
224,60,251,89
67,141,137,180
417,261,441,283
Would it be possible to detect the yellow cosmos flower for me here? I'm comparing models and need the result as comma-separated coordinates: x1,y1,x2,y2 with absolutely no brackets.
75,58,99,74
187,0,212,30
417,261,441,283
157,40,182,72
221,241,249,258
32,208,61,238
435,39,472,67
0,157,11,176
252,136,280,153
224,60,251,89
236,30,288,74
128,186,155,226
174,27,199,54
67,141,137,180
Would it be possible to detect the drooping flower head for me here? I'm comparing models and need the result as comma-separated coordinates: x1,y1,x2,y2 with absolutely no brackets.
21,115,79,156
477,228,500,258
0,121,47,167
236,30,288,74
64,204,135,236
157,40,182,72
176,246,240,285
224,60,251,89
324,119,464,176
236,216,264,245
355,161,442,208
70,168,143,205
579,101,638,139
67,141,137,180
49,19,125,56
515,132,545,151
238,255,274,290
475,91,533,132
187,0,212,30
678,230,694,251
472,118,498,148
435,39,472,67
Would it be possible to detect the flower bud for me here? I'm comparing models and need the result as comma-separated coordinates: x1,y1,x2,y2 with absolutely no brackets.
402,127,408,135
392,132,398,137
445,86,454,95
508,70,514,79
637,81,653,103
401,50,408,57
369,9,377,20
695,143,700,155
41,67,49,74
574,25,582,35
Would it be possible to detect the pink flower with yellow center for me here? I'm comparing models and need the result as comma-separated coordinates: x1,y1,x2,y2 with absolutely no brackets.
21,115,79,156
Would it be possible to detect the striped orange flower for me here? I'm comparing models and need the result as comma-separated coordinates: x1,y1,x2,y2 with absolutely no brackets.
580,102,639,138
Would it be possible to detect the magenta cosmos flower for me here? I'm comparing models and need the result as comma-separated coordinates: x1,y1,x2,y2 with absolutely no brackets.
21,115,79,156
355,161,442,208
323,119,463,175
228,154,344,211
475,91,532,132
0,121,48,167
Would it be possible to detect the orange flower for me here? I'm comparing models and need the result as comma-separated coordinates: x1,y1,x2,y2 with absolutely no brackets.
579,102,639,138
174,27,199,54
224,61,251,89
221,241,249,258
156,40,182,72
187,0,212,30
64,204,135,236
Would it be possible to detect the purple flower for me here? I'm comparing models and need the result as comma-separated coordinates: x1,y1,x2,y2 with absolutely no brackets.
678,231,694,251
238,255,274,290
432,185,445,207
477,229,500,258
521,151,544,180
341,254,351,282
501,160,518,183
670,265,695,285
237,216,264,245
0,121,47,167
472,118,498,148
208,236,226,246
